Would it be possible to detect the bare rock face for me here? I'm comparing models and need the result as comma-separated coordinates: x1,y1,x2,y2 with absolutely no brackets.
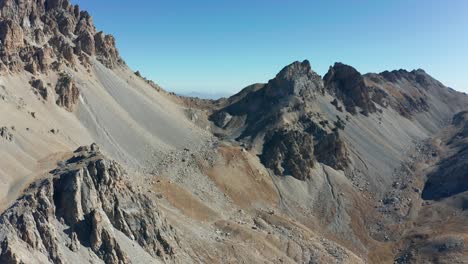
0,0,123,73
68,232,79,252
0,145,179,264
264,60,324,99
0,238,23,264
365,69,434,118
74,31,95,56
55,72,79,111
324,63,377,116
211,60,325,139
261,129,315,180
379,69,439,89
211,61,350,180
211,111,232,128
30,78,48,100
94,32,122,68
0,19,23,51
314,131,349,171
49,35,75,66
261,119,349,181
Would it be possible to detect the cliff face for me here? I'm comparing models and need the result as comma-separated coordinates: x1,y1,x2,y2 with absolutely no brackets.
324,63,377,116
210,61,350,181
0,145,178,264
54,72,79,111
0,0,122,73
206,58,468,263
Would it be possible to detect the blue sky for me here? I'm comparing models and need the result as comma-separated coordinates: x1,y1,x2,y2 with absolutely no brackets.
74,0,468,94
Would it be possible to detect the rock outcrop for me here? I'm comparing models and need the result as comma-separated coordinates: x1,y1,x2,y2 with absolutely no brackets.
210,60,324,139
55,72,79,111
0,126,13,141
263,60,324,99
364,69,437,118
30,78,49,100
210,61,351,180
314,131,349,170
324,63,377,116
261,129,316,180
0,145,179,263
0,19,23,51
0,0,123,73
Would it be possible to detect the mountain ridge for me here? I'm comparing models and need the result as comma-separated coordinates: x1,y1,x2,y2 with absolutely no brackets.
1,0,468,263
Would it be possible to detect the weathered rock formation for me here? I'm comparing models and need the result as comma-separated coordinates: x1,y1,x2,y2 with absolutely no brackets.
210,61,352,181
324,63,377,116
55,72,79,111
30,78,48,100
261,129,315,180
264,60,324,99
0,145,178,263
0,0,123,73
210,60,324,139
364,69,441,118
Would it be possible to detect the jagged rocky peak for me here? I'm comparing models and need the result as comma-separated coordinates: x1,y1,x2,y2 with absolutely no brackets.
0,144,178,264
324,62,377,116
0,0,123,73
210,60,324,135
378,68,444,89
265,60,324,99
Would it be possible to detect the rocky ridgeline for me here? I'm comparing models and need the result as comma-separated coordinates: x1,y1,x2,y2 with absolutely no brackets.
325,63,435,118
0,0,123,73
263,60,324,99
208,59,465,182
365,69,434,118
324,63,377,116
209,61,350,181
0,144,178,264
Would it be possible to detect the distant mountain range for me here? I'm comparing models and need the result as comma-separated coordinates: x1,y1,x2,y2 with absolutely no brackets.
178,91,233,100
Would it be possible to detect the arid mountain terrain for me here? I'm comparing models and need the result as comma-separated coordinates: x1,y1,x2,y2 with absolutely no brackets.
1,0,468,263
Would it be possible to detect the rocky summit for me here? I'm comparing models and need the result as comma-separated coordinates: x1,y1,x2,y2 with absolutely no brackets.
1,0,468,264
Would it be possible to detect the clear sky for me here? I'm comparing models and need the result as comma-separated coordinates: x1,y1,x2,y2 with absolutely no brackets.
74,0,468,95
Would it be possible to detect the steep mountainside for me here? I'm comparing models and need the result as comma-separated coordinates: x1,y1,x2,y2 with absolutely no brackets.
208,60,468,263
0,145,179,263
0,0,207,210
1,0,468,263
